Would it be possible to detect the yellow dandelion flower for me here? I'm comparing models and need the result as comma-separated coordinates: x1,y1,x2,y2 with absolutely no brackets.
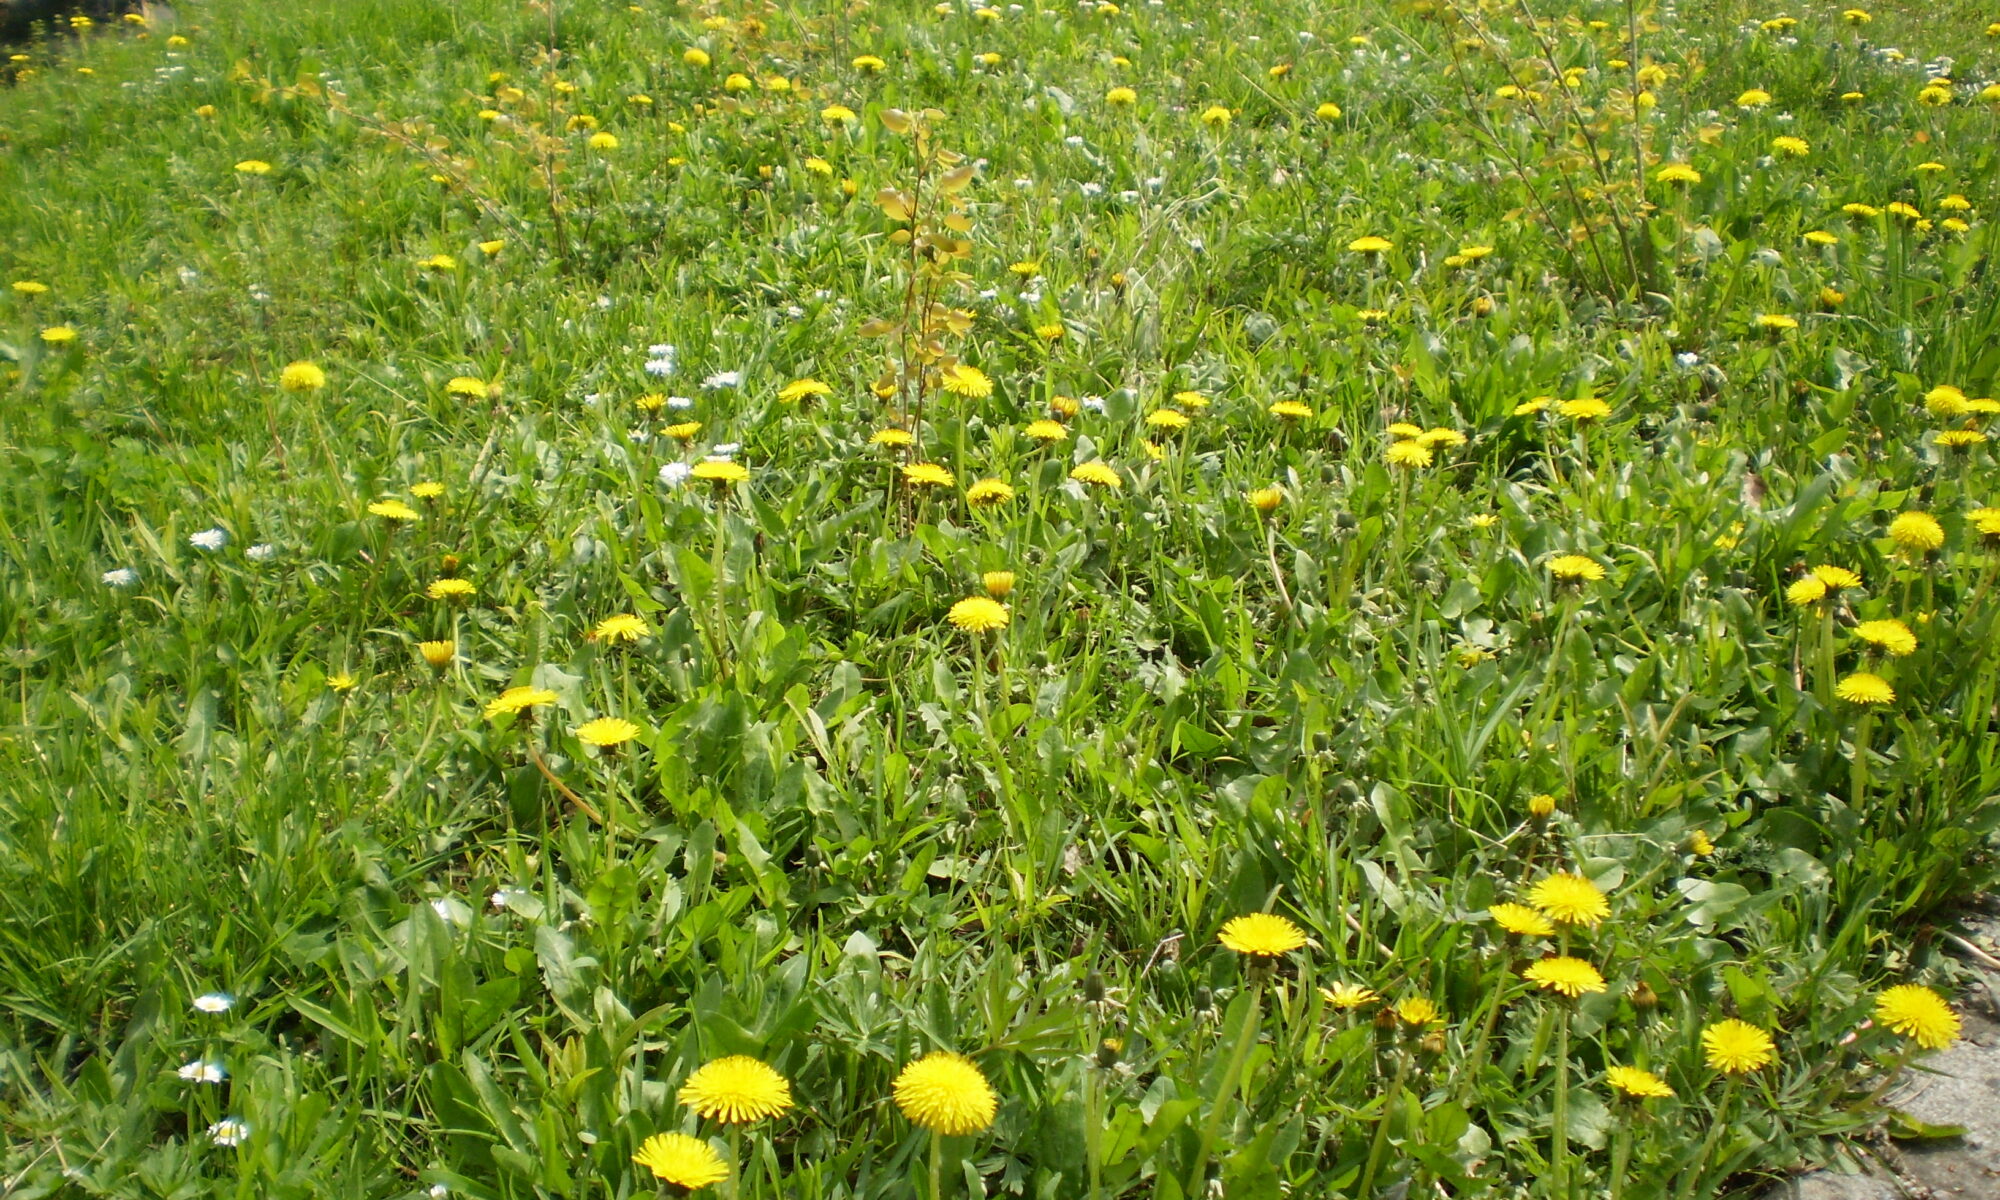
820,104,858,125
1106,86,1137,105
1146,409,1190,431
1217,913,1307,957
594,613,650,643
417,640,456,668
942,364,994,398
1320,982,1378,1008
632,1132,728,1191
966,478,1015,506
902,462,956,488
1247,487,1284,513
779,378,833,402
1024,419,1068,443
1771,136,1809,158
1488,903,1555,938
10,280,49,296
947,596,1010,632
1069,461,1122,489
328,672,358,692
1269,400,1314,420
235,159,273,175
446,376,490,399
1386,440,1434,469
576,717,642,747
1874,985,1960,1050
368,499,421,523
1547,555,1606,582
1852,619,1915,656
678,1056,793,1124
853,54,886,71
427,578,476,601
486,686,557,719
893,1052,997,1136
1812,564,1861,590
1888,511,1944,554
1198,104,1233,127
1834,672,1895,705
692,460,750,484
1755,313,1799,331
1606,1065,1674,1099
280,361,327,392
1701,1018,1776,1074
1348,235,1393,254
682,47,711,67
1735,88,1772,107
1523,956,1607,998
1387,422,1424,440
1513,396,1551,416
1527,872,1610,926
1394,997,1442,1027
871,428,914,447
1418,427,1467,448
39,325,78,345
982,571,1015,598
1654,163,1702,185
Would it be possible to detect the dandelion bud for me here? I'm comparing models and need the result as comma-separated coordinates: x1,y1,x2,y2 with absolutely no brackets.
1527,793,1557,818
1418,1030,1446,1057
1192,986,1215,1016
1094,1038,1123,1069
1630,981,1659,1012
1334,510,1359,532
1472,296,1495,316
440,554,461,574
983,570,1016,599
1082,972,1107,1004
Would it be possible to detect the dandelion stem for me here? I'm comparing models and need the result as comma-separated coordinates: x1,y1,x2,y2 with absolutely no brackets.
1552,1009,1573,1200
1187,978,1263,1198
1357,1038,1410,1199
928,1128,945,1200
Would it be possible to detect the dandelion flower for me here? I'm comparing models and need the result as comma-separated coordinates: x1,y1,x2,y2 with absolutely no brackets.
1387,422,1424,440
1248,487,1283,513
1269,400,1313,420
1069,461,1122,489
1771,136,1809,157
902,462,956,488
1852,619,1915,656
368,500,421,523
1106,85,1136,105
1198,104,1233,128
1513,396,1551,416
1888,511,1944,554
1488,903,1554,938
1654,163,1702,185
1558,397,1611,421
1735,88,1772,107
39,325,78,345
1386,440,1433,469
1394,996,1442,1027
942,364,994,398
870,428,913,447
1320,982,1378,1008
1874,985,1960,1050
666,422,703,441
11,280,49,296
417,640,456,668
1217,912,1307,957
893,1052,998,1135
588,132,619,150
678,1056,794,1124
947,596,1010,632
445,376,490,399
632,1132,728,1191
1527,872,1610,926
1348,235,1392,254
1606,1065,1674,1099
692,460,750,483
982,571,1015,598
486,686,557,719
1755,313,1799,331
966,478,1015,506
1146,409,1190,431
1701,1018,1776,1074
1936,430,1987,450
779,378,832,402
1419,427,1467,448
1024,419,1069,442
235,159,272,175
853,54,886,71
1547,555,1606,583
576,717,642,747
1524,956,1607,998
682,48,712,68
1834,672,1894,705
821,104,858,125
427,579,476,601
280,361,326,392
594,613,650,643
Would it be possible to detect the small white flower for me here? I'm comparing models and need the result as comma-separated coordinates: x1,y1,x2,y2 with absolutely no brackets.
1021,289,1042,304
648,343,677,357
643,358,675,377
1081,395,1107,413
189,528,227,552
703,371,742,389
1064,135,1084,147
628,428,651,443
1079,182,1103,196
1187,237,1206,253
785,305,804,319
208,1118,249,1147
178,1060,227,1083
666,395,694,410
658,462,692,486
102,567,138,587
429,1186,450,1199
1676,352,1700,367
709,442,742,457
245,543,275,562
192,992,234,1013
1013,177,1035,190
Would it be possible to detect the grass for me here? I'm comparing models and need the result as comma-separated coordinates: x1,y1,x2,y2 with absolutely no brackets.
3,0,2000,1196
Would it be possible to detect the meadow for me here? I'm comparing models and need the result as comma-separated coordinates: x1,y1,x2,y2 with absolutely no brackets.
3,0,2000,1196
